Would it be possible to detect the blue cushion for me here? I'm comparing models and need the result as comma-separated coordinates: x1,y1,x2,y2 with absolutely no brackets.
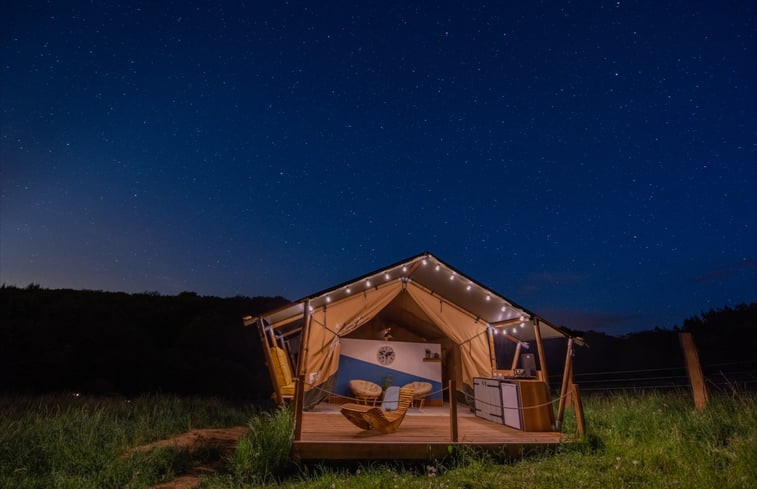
381,386,400,411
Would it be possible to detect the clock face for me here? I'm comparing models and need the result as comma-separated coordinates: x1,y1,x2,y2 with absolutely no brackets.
377,346,395,365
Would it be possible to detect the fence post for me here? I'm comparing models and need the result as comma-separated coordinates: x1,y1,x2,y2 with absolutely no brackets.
679,332,708,411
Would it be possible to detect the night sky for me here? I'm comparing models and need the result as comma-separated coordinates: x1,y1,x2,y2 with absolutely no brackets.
2,1,755,335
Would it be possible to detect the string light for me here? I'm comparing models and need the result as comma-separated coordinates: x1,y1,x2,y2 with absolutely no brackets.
402,265,408,272
466,284,472,291
486,295,491,301
346,287,351,294
325,296,331,303
435,264,441,271
384,273,390,280
449,273,455,280
422,259,428,265
366,280,372,287
501,306,506,312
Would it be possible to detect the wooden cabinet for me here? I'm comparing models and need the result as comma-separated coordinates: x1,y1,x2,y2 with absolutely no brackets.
517,380,554,432
473,378,555,432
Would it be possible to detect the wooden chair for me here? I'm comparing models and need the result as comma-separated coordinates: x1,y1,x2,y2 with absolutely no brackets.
340,387,414,434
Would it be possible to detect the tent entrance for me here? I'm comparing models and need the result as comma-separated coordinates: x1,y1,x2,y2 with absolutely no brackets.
342,289,463,402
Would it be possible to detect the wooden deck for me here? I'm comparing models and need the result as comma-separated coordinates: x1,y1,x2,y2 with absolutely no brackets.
293,404,568,460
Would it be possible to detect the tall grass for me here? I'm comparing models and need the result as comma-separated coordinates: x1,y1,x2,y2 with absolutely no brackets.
2,392,754,488
223,407,296,485
206,390,757,489
0,395,256,489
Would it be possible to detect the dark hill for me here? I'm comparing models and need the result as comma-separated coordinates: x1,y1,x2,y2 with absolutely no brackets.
0,285,287,399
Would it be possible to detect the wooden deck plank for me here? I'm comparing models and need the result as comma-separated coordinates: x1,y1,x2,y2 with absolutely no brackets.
294,407,567,460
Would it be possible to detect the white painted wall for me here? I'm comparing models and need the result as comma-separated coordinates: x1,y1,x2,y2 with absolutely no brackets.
340,338,442,382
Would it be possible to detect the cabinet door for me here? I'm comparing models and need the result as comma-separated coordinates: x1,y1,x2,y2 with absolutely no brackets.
485,379,503,423
500,382,522,429
473,378,490,420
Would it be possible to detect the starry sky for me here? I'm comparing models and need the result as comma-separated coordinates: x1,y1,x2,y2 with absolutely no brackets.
2,1,755,335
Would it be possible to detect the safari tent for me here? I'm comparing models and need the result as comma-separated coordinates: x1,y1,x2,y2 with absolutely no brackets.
244,252,585,460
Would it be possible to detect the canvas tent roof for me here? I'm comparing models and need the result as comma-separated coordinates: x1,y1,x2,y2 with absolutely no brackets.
258,252,568,342
250,252,572,401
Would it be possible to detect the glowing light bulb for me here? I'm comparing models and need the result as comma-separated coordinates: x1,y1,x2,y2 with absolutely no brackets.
493,328,499,335
449,274,455,280
486,295,491,301
366,280,372,287
402,265,408,272
501,306,506,312
422,259,427,265
435,265,440,271
325,296,331,303
346,287,351,294
466,284,472,291
384,273,390,280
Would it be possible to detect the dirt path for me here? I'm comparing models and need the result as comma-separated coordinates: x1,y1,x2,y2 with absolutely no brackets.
125,426,248,489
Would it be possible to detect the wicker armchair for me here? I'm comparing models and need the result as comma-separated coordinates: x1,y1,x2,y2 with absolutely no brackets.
348,379,382,405
402,381,432,409
340,387,414,433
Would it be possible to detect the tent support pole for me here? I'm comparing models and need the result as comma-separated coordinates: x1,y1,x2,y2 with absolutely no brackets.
571,382,586,437
510,342,523,370
487,328,497,374
293,300,311,442
555,338,574,430
257,317,284,405
449,380,458,442
533,318,549,385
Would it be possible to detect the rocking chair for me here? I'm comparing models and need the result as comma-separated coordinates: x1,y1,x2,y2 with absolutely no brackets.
340,387,414,434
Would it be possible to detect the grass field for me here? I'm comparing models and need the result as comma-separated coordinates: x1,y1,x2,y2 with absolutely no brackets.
0,395,257,489
1,391,755,489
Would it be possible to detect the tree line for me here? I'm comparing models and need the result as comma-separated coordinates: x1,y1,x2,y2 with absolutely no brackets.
1,284,754,398
0,285,287,399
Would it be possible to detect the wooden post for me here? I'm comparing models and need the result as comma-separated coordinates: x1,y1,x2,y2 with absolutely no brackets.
555,338,574,430
449,380,458,442
293,300,311,441
679,332,708,411
570,383,586,437
533,319,550,386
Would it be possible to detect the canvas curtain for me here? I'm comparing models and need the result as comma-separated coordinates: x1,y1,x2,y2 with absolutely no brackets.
303,280,403,392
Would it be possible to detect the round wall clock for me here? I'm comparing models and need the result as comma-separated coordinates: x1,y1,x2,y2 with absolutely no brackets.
377,345,395,365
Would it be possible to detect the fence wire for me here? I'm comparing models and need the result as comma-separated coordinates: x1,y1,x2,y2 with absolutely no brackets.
555,361,757,393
